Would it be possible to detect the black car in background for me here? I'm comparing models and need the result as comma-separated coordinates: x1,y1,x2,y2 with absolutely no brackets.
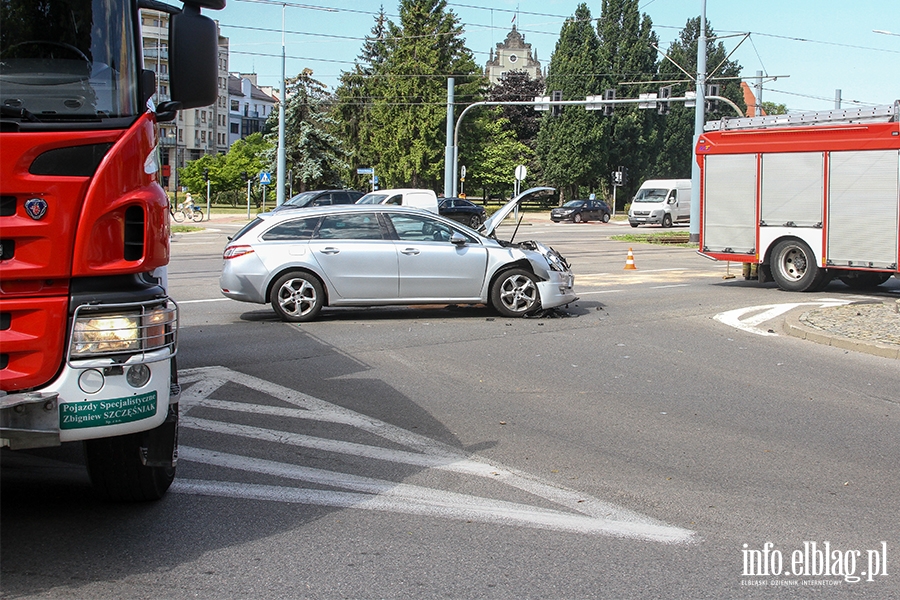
437,197,488,228
271,189,364,213
550,199,612,223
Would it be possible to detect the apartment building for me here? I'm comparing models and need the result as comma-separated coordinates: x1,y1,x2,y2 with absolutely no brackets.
140,7,230,191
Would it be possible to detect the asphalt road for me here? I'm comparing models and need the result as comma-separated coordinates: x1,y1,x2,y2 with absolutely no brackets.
2,220,899,599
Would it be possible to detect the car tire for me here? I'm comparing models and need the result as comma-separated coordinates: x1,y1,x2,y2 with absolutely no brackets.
490,268,540,317
630,223,639,228
573,214,583,223
469,215,482,228
770,239,830,292
602,213,610,223
662,214,672,228
270,271,325,322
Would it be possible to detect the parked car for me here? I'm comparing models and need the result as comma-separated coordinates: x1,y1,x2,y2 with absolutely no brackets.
550,199,611,223
438,197,487,228
271,189,364,213
220,187,576,322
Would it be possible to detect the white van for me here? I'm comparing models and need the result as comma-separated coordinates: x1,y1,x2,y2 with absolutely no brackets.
628,179,691,228
356,188,438,214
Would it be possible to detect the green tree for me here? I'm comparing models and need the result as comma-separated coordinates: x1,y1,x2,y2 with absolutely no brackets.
465,110,533,200
365,0,483,190
595,0,660,208
268,68,350,193
654,17,746,178
761,101,787,115
535,3,604,201
333,7,389,191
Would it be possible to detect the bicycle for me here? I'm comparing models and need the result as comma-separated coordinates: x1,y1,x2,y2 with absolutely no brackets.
171,203,203,222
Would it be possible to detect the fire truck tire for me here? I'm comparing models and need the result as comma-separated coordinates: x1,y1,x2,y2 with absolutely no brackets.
770,239,830,292
84,429,176,502
839,272,892,290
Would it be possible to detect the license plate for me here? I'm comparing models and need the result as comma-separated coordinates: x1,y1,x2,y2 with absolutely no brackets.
59,392,158,430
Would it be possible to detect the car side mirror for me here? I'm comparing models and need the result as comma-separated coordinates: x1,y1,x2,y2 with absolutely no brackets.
450,232,468,246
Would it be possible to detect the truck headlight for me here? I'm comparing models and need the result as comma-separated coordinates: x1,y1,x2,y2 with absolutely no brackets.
71,314,141,355
70,305,175,358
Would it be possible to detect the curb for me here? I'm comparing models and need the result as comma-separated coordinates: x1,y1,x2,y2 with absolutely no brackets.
782,303,900,360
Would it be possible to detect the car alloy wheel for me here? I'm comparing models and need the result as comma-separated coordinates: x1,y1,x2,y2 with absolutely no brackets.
270,271,325,322
490,268,540,317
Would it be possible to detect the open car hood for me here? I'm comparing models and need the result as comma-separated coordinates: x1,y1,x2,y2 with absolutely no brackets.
480,187,555,238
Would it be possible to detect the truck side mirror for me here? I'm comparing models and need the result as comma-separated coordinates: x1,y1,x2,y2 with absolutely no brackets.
168,4,218,109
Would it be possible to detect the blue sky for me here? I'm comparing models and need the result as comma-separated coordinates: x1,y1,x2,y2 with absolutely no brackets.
216,0,899,112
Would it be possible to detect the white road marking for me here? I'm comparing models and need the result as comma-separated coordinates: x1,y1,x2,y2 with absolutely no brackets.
175,366,696,544
714,299,854,336
176,298,231,304
650,284,690,290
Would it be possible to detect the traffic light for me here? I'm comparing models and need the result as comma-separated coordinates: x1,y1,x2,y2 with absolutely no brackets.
202,168,209,182
706,84,719,112
603,89,615,116
551,90,563,117
658,86,671,115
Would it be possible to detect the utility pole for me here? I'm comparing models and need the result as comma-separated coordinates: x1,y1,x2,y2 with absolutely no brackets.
689,0,707,244
276,3,286,207
443,78,455,198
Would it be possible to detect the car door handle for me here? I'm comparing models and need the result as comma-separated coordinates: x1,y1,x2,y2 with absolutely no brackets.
319,247,340,254
401,248,420,255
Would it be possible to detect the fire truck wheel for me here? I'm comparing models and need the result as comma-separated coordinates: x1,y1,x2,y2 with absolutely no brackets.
84,428,176,502
770,239,830,292
271,271,324,322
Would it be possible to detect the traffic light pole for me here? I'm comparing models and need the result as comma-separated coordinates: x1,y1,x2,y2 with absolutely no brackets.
449,94,741,199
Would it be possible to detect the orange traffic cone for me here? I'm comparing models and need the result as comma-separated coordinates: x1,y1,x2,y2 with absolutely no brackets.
624,248,637,270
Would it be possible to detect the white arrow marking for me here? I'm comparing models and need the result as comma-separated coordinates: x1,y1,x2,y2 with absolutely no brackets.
714,299,853,336
175,366,696,544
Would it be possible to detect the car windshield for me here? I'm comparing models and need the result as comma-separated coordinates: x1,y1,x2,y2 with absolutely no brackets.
633,189,669,202
562,201,586,208
356,193,389,205
285,191,319,207
0,0,141,122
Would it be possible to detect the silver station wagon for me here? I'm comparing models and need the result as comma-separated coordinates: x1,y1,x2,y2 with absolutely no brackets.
220,187,577,322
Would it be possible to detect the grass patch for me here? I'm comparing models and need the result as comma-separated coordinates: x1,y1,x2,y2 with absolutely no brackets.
171,225,203,234
610,232,697,248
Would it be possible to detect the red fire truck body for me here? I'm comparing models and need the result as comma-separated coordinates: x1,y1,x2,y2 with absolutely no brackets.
696,103,900,292
0,0,223,500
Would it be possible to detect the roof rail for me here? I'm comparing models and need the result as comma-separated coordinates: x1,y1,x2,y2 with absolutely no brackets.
704,101,899,132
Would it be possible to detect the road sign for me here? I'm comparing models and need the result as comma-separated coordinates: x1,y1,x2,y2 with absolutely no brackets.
259,171,271,185
515,165,527,181
357,167,374,175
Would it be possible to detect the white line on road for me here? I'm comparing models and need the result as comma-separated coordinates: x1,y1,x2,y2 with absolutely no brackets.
714,299,853,336
175,366,696,543
176,298,232,304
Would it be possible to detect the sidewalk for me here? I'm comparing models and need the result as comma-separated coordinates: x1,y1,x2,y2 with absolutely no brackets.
784,299,900,360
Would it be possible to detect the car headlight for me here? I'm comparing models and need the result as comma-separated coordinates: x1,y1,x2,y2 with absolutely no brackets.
70,305,175,357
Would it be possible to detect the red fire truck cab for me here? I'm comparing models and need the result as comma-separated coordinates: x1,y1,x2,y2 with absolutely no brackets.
0,0,224,500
